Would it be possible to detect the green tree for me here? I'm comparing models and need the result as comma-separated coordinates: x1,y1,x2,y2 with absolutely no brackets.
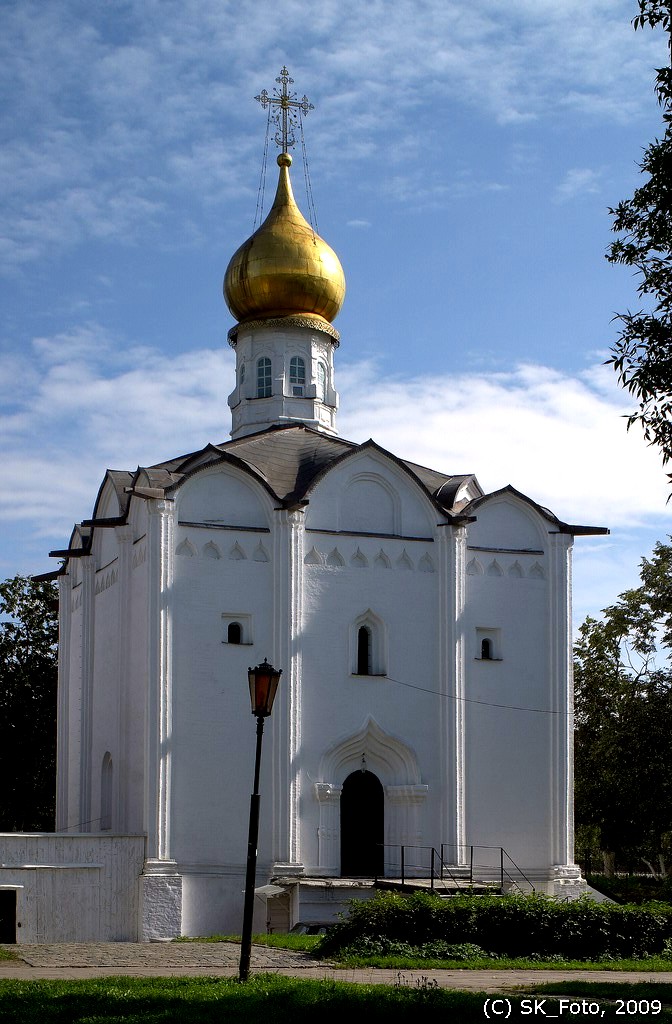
574,540,672,875
0,575,58,831
607,2,672,473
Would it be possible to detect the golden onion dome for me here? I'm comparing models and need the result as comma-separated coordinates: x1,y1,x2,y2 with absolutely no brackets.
224,153,345,325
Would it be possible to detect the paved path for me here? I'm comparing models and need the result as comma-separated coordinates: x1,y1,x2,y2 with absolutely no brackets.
1,943,672,992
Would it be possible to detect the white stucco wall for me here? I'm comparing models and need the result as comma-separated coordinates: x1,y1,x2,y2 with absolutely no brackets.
53,444,581,937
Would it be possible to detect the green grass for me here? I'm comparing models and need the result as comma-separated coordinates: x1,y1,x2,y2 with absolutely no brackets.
328,952,672,971
0,948,17,961
176,931,672,970
0,975,511,1023
0,976,671,1023
517,981,672,1000
510,982,672,1021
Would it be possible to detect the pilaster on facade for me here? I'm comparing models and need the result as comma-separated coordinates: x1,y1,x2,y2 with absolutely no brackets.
145,499,175,864
272,508,305,873
437,525,466,855
314,782,341,875
55,572,72,830
79,555,96,832
384,784,430,875
139,861,183,940
548,531,574,868
115,524,134,830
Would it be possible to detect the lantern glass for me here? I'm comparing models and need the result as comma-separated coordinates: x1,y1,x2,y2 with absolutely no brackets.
248,659,281,716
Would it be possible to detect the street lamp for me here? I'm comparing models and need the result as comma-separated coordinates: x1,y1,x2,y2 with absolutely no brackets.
239,658,282,982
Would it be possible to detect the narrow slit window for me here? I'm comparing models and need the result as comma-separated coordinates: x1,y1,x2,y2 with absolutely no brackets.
481,638,492,660
357,626,371,675
227,622,242,644
257,357,272,398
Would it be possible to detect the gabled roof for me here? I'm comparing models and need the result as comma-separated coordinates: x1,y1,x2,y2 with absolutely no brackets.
50,424,481,563
206,425,357,505
464,485,609,537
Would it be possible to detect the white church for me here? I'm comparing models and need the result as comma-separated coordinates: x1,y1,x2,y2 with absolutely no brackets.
0,72,606,943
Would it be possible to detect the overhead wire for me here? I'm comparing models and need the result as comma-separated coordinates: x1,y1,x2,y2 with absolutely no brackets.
384,673,569,716
254,105,272,230
299,111,319,236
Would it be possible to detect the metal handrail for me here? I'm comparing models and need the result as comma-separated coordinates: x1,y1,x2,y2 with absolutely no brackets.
374,842,535,895
374,844,488,894
438,843,535,894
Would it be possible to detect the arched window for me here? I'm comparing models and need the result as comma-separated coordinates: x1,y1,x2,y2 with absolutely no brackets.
257,357,272,398
289,356,305,396
476,628,500,660
227,621,242,645
317,362,326,400
357,626,372,675
352,611,386,676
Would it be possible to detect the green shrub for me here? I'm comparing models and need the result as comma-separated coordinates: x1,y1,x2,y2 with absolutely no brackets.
316,891,672,960
419,941,497,961
588,874,672,905
335,937,497,961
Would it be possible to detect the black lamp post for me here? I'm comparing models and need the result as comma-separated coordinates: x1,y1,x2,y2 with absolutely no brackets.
239,658,282,982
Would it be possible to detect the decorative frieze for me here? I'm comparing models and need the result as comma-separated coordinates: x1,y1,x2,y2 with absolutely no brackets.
302,545,435,571
94,568,118,594
466,556,545,579
174,536,271,562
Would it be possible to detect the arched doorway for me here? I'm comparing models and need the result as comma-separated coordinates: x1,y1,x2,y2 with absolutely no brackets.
340,770,384,876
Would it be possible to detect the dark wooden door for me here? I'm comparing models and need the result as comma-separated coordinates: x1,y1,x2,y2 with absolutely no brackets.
340,770,384,876
0,891,16,943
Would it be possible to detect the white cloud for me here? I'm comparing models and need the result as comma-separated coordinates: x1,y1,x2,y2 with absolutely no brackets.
2,329,669,624
554,167,603,202
0,0,666,270
337,358,669,529
2,336,668,548
0,331,233,538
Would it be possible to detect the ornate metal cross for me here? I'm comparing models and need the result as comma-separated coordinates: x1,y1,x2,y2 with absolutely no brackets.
255,67,314,153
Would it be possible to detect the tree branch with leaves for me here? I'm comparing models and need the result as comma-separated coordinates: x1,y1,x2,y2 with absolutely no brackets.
607,1,672,477
0,575,58,831
574,540,672,875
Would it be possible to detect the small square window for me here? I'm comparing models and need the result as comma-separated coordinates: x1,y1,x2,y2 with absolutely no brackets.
222,613,253,645
476,628,501,661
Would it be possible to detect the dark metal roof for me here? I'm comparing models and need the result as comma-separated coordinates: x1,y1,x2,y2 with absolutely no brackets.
49,425,606,563
141,424,472,514
208,425,356,505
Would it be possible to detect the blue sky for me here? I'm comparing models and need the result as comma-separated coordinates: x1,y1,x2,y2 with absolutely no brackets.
0,0,670,627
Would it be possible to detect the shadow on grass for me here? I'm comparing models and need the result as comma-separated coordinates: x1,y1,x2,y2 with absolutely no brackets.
0,975,489,1024
518,980,672,1001
3,976,672,1023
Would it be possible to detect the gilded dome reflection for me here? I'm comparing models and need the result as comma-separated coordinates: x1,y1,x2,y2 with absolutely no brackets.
224,153,346,325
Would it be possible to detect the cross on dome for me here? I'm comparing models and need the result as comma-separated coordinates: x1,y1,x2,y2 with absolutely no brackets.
225,68,344,439
255,66,314,152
